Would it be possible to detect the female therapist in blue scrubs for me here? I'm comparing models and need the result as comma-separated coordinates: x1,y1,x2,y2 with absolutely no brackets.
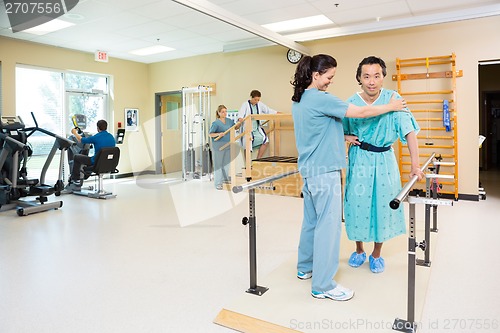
209,105,239,189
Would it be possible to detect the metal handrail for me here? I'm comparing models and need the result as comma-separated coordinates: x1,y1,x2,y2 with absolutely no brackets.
0,133,26,149
390,152,435,209
232,169,299,193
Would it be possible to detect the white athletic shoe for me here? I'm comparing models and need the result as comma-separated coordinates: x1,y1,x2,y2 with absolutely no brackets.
311,284,354,301
297,271,312,280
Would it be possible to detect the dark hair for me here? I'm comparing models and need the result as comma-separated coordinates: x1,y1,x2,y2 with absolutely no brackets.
356,56,387,85
97,119,108,131
291,54,337,102
250,90,261,98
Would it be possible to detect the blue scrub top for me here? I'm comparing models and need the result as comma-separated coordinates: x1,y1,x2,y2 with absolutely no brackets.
292,88,348,178
209,118,235,150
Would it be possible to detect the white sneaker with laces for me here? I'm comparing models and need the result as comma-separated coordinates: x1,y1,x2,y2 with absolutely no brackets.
311,284,354,301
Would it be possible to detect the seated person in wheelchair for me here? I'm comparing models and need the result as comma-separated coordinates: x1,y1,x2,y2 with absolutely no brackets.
65,119,116,192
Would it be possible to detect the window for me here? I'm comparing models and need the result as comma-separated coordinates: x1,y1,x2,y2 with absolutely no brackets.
15,65,111,182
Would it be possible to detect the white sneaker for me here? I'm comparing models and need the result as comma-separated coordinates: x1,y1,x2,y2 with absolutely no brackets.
311,284,354,301
297,271,312,280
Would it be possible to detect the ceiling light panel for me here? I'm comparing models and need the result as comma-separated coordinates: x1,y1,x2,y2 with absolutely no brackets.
23,19,75,35
262,15,333,33
129,45,175,56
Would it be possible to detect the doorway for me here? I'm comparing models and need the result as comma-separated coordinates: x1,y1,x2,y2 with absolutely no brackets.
155,90,182,174
479,63,500,171
480,91,500,170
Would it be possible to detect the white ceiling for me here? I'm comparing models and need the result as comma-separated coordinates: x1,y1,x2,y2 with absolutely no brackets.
1,0,499,64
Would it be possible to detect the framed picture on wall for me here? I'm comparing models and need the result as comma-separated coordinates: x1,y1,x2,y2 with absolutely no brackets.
125,108,139,131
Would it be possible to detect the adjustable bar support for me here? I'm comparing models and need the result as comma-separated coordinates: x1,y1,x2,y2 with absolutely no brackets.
243,188,268,296
235,170,299,296
418,177,432,267
393,201,418,333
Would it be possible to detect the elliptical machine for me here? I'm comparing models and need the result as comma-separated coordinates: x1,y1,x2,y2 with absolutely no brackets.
0,114,71,216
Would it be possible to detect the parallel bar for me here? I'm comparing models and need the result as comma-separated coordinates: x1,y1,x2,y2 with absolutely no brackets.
237,169,301,297
233,169,299,193
390,153,435,209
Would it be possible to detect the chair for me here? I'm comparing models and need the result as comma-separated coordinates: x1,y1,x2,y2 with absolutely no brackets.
75,147,120,199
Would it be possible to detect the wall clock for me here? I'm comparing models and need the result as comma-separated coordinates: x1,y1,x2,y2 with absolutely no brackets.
287,49,303,64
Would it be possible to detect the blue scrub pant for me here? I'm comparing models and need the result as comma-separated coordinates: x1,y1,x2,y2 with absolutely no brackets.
212,147,230,188
297,171,342,292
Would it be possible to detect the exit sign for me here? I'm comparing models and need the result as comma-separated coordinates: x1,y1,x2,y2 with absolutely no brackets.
95,50,109,63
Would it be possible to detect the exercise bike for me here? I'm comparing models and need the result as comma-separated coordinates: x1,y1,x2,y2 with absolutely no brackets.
66,114,93,184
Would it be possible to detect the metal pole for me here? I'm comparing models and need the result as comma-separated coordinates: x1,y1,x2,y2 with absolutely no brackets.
419,177,432,266
408,203,416,324
245,188,268,296
391,153,455,333
431,163,440,232
393,201,417,333
390,153,435,209
248,188,256,289
237,169,300,296
233,169,298,193
182,88,187,180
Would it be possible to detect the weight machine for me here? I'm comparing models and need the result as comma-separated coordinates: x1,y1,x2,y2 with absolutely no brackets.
181,85,212,181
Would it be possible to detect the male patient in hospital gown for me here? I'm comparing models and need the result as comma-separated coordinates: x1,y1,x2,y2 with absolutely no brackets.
343,56,424,274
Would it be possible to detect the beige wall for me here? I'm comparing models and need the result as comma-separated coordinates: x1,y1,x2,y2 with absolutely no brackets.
2,15,500,195
0,36,151,173
150,15,500,196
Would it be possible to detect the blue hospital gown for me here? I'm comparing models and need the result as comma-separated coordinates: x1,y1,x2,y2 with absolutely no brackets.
343,89,419,243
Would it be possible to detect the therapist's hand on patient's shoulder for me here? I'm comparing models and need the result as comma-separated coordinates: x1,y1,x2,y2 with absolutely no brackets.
389,93,409,112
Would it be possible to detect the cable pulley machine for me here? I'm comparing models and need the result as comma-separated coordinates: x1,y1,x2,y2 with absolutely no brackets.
181,85,212,181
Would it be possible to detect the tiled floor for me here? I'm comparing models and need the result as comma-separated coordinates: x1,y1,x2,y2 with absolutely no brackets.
0,170,499,333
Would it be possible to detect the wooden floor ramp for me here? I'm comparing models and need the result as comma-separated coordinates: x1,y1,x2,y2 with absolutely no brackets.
214,309,303,333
